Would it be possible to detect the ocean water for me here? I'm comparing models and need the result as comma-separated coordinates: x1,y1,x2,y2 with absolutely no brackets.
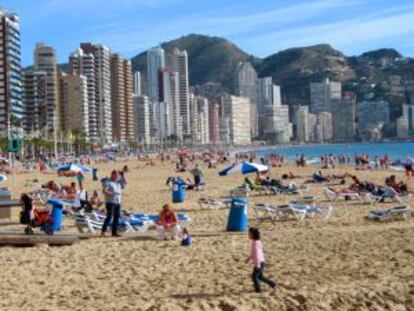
255,142,414,163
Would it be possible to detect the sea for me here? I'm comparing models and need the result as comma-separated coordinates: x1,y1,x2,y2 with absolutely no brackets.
252,142,414,163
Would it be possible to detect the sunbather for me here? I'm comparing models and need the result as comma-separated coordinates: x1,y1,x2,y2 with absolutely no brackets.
385,175,408,194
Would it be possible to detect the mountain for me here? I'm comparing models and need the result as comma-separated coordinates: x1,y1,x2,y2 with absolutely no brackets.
131,34,253,92
258,44,356,106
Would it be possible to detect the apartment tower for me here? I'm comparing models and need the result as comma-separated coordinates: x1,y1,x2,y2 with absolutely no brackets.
0,8,22,132
110,53,134,142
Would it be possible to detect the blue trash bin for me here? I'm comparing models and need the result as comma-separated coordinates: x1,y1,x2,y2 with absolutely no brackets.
172,178,185,203
227,197,248,231
92,168,99,181
48,199,63,232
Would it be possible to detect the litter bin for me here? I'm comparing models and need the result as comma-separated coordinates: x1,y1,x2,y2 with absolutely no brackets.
172,178,185,203
48,199,64,232
92,168,99,181
227,197,248,231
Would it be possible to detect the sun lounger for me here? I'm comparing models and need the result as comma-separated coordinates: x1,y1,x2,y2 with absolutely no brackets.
75,212,154,234
367,205,411,221
362,187,409,205
290,195,318,205
324,188,361,201
254,203,332,222
198,198,230,209
75,213,104,234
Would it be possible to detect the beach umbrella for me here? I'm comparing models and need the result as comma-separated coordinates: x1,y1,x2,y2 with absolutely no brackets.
219,161,269,176
0,174,7,182
57,163,82,173
57,163,90,173
391,157,414,166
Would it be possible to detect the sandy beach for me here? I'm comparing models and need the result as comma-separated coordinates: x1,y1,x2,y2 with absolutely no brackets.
0,159,413,310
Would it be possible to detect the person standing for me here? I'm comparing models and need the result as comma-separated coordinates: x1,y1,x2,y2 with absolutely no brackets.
246,227,277,293
101,170,122,237
191,164,203,191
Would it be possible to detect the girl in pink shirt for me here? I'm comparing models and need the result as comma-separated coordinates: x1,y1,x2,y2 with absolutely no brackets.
246,227,277,293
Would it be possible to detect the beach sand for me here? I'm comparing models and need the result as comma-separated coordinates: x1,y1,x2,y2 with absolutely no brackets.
0,160,413,310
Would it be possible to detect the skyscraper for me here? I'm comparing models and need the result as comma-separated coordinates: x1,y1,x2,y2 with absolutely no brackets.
80,43,112,144
222,96,251,145
33,43,60,133
160,69,182,140
69,48,97,141
22,69,46,133
316,112,333,143
110,53,134,142
196,96,209,144
172,48,190,136
59,73,89,139
295,106,310,143
208,101,220,144
133,95,150,145
147,46,165,142
0,8,22,133
133,71,142,96
147,46,165,103
236,62,258,137
189,93,198,143
310,78,342,114
331,96,356,142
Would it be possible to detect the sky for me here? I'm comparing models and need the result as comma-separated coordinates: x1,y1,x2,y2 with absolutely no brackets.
3,0,414,66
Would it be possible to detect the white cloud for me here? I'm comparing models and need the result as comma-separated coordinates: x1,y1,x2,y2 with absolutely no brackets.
244,5,414,56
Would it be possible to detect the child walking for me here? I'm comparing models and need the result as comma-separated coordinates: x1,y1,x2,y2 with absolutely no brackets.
246,227,277,293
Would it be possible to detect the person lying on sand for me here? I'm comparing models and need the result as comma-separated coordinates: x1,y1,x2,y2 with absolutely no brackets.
281,172,302,179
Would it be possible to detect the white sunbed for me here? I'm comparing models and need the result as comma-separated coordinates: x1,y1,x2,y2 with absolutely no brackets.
254,203,332,222
75,212,153,234
367,205,411,221
324,188,362,202
198,198,230,209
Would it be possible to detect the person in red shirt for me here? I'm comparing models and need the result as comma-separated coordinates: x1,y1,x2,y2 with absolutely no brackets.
156,203,180,240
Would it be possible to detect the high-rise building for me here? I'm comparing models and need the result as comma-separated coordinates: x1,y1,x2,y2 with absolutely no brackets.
69,48,97,141
295,106,310,143
403,103,414,134
172,48,190,135
22,69,46,133
396,116,409,138
236,62,258,138
331,96,356,142
310,78,341,114
147,46,165,103
133,71,142,96
208,101,220,144
264,105,292,144
133,95,150,145
147,46,165,142
222,96,251,145
110,54,134,142
79,43,112,144
196,96,209,144
315,112,333,143
189,93,198,143
257,77,285,137
356,100,390,138
33,43,60,133
60,73,89,139
308,113,317,142
159,69,181,140
0,8,22,132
